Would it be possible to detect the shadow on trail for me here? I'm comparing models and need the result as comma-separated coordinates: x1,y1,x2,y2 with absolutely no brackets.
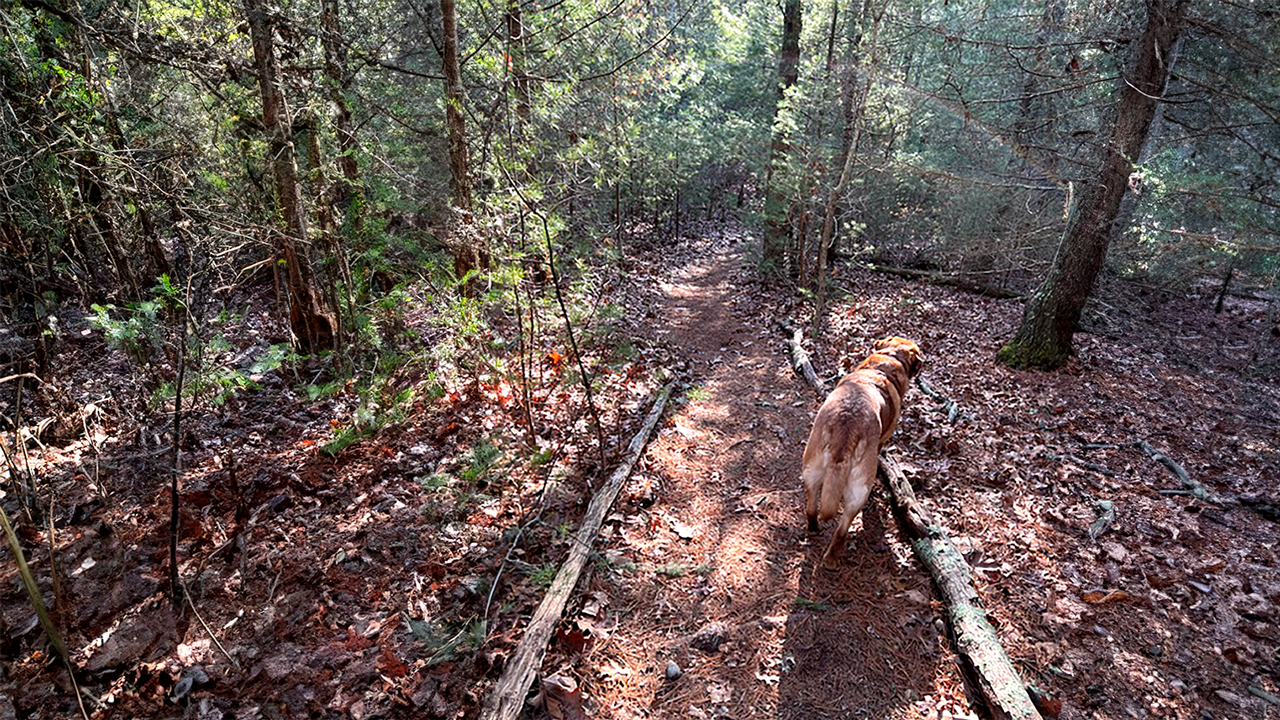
778,496,939,719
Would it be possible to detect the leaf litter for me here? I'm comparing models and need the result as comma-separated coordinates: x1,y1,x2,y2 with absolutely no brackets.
1,219,1278,719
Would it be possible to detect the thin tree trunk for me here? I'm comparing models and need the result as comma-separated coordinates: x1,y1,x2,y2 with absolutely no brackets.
761,0,802,274
998,0,1186,370
796,0,844,287
507,0,531,127
245,0,336,352
814,2,880,332
441,0,487,295
442,0,472,213
321,0,364,242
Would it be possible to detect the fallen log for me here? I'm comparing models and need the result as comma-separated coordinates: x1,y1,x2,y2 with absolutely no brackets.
861,263,1022,300
779,320,830,399
480,383,673,720
880,456,1042,720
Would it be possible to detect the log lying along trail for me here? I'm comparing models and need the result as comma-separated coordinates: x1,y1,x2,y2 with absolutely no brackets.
481,383,673,720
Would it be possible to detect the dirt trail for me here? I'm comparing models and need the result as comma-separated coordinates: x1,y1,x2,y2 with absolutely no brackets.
588,230,966,719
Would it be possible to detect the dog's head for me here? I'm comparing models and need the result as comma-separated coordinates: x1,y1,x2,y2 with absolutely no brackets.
872,337,924,378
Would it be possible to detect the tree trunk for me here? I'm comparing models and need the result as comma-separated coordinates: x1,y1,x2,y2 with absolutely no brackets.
442,0,472,214
507,0,531,127
321,0,364,241
761,0,802,274
441,0,488,295
244,0,336,352
814,1,880,333
998,0,1186,370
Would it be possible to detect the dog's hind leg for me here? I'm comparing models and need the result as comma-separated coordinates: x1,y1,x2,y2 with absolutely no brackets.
804,483,820,533
801,451,830,534
820,454,876,570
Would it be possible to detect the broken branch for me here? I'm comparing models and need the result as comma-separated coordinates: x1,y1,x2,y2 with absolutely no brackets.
1078,439,1220,504
915,375,962,423
779,320,829,399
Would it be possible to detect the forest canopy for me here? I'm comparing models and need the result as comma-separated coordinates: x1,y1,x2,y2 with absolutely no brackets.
1,0,1275,355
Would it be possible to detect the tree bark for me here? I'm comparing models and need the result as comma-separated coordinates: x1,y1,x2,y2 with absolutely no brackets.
761,0,802,274
321,0,364,241
441,0,488,295
244,0,336,352
999,0,1186,370
442,0,472,213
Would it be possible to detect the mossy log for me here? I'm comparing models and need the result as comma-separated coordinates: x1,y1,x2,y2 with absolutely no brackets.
880,456,1042,720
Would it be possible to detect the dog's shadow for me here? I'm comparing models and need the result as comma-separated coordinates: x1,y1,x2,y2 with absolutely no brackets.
775,489,941,719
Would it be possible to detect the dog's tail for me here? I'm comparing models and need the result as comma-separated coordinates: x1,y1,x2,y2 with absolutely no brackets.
812,435,873,522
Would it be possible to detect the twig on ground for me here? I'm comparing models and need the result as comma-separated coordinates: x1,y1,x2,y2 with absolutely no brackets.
183,581,240,668
1078,439,1222,504
1088,499,1116,540
1249,685,1280,707
1061,454,1117,477
915,376,962,423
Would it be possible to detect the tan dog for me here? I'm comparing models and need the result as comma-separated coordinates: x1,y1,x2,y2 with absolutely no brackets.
803,337,923,569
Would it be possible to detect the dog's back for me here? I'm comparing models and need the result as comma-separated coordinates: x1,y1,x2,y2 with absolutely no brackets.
802,376,883,525
802,337,921,569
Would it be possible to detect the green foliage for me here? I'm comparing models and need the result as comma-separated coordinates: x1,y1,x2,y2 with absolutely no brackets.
460,439,502,485
408,615,488,665
321,372,417,457
89,301,165,363
524,563,558,588
793,597,831,612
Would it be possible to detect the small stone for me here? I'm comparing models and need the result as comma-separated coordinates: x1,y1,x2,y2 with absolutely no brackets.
1214,689,1244,707
665,660,682,680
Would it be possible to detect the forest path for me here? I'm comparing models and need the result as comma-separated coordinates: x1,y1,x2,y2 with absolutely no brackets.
587,228,962,719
